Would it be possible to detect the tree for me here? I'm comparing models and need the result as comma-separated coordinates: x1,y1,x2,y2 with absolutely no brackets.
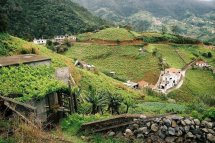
0,0,8,32
208,52,212,58
161,25,167,35
85,86,108,114
107,94,122,115
123,96,136,113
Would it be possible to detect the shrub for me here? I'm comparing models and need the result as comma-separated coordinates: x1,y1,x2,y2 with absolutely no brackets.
203,108,215,121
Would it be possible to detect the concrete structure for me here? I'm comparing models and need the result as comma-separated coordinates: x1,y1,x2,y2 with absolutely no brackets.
157,68,182,93
124,81,139,89
33,38,47,45
0,54,51,68
75,60,95,71
54,35,76,43
196,60,209,68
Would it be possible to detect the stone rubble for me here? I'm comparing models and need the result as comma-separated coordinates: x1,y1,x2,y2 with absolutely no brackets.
106,115,215,143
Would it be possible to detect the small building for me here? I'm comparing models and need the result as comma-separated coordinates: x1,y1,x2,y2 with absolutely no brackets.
138,80,149,89
196,60,209,68
124,80,139,89
33,38,47,45
157,68,182,93
0,54,51,68
74,60,95,71
54,35,76,43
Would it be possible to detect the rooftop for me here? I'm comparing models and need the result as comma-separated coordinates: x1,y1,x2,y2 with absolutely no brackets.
0,54,51,67
165,68,181,73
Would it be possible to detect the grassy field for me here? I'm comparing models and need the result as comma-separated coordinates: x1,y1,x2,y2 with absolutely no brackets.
77,28,139,41
170,69,215,103
65,43,160,84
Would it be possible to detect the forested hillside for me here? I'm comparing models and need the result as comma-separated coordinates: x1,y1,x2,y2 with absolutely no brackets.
2,0,107,40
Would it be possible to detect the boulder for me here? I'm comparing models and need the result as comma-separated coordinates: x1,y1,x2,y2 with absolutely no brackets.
202,128,209,133
208,129,215,134
184,119,192,125
138,127,148,133
158,130,166,139
124,129,133,137
165,137,176,143
194,119,200,125
206,122,214,129
168,127,176,135
146,122,151,127
207,134,215,142
151,124,159,132
184,126,190,133
133,124,139,130
137,133,144,139
108,131,115,137
140,115,147,119
172,120,177,128
164,119,172,127
187,132,194,138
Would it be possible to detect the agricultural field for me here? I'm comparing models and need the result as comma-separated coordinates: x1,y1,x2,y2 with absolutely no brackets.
170,69,215,104
77,28,140,41
64,43,160,84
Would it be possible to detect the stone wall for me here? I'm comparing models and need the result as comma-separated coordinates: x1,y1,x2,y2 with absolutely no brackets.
108,115,215,143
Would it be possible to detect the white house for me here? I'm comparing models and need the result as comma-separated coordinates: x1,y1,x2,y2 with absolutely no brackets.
33,38,47,45
196,61,208,68
54,35,76,43
157,68,182,93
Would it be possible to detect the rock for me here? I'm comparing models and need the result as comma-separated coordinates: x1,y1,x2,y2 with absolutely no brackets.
133,119,138,122
140,115,147,119
138,127,148,133
184,126,190,133
207,134,215,142
137,133,144,138
108,131,115,137
146,122,151,127
208,129,215,134
151,124,159,132
175,137,183,142
168,127,176,135
133,124,139,129
155,118,161,123
124,129,133,137
202,128,209,133
206,122,213,129
187,132,194,138
184,119,192,125
165,137,176,143
172,120,177,128
194,119,200,125
164,119,172,127
158,130,166,139
161,125,168,132
176,130,183,137
181,120,186,126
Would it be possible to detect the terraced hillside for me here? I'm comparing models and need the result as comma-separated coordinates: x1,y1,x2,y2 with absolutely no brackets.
0,33,142,102
65,29,215,106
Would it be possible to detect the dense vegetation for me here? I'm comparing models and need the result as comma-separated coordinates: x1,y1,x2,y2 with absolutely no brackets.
3,0,107,40
0,65,67,101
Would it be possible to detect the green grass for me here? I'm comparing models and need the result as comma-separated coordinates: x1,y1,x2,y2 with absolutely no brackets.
0,33,142,102
65,43,160,84
171,69,215,103
77,28,137,41
129,102,186,115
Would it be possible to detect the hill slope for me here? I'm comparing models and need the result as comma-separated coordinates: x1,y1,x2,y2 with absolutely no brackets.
72,0,215,44
3,0,107,40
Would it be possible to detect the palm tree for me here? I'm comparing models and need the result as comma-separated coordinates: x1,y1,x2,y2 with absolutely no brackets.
85,86,108,114
107,94,122,115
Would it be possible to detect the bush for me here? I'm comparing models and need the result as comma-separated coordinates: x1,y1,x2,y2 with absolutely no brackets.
204,108,215,121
